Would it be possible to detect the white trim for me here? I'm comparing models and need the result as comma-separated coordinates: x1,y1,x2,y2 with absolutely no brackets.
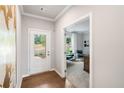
19,78,22,88
54,5,72,21
15,77,22,88
20,5,71,22
22,70,51,78
54,69,65,78
28,29,31,75
21,5,54,21
22,12,54,22
22,74,30,78
28,28,52,75
63,14,89,28
63,12,93,88
15,5,23,88
89,13,93,88
19,5,24,14
28,28,52,32
49,68,55,71
22,68,63,78
51,68,64,78
22,69,64,81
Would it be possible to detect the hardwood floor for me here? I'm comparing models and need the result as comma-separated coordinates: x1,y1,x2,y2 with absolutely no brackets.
21,71,65,88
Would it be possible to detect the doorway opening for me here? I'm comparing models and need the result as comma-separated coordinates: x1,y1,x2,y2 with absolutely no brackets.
64,14,92,88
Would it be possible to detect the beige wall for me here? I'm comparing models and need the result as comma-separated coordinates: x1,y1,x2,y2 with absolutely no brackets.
55,5,124,87
21,15,55,75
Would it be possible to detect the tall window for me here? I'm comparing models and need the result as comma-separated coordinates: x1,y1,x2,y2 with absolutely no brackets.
66,37,72,55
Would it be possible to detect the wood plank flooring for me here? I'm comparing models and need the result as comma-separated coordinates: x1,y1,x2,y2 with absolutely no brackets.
21,71,65,88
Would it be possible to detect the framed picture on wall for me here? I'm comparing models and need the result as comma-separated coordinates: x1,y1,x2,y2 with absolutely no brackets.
84,40,89,47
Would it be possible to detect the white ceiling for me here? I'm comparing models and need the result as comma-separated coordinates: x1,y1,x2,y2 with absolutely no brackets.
22,5,69,21
65,18,89,33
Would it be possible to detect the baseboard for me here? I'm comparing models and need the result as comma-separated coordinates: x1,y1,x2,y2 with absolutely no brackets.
15,69,64,88
22,74,30,78
49,68,55,71
51,68,65,78
16,76,23,88
19,78,22,88
65,79,75,88
22,69,65,79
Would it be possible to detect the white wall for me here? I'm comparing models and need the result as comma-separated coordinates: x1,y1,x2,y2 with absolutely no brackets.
82,33,89,55
72,32,89,55
16,6,22,87
21,15,55,75
55,5,124,87
77,33,83,51
71,33,77,54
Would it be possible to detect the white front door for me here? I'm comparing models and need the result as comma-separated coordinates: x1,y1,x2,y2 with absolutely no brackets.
29,29,51,74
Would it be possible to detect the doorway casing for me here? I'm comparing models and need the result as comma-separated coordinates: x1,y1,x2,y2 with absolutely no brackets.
63,13,93,88
28,28,51,76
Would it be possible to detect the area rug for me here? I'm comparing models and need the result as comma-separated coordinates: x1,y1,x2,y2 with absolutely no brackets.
67,62,89,88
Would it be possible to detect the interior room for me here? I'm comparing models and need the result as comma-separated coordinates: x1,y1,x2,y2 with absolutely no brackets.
0,5,124,88
65,18,90,88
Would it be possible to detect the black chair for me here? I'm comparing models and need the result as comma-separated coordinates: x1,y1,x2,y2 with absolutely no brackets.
66,54,74,60
77,50,83,58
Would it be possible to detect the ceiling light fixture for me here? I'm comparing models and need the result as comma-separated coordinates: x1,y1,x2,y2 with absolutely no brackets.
40,7,44,11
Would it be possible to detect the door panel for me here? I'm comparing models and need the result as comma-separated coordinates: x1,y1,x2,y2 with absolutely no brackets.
29,29,51,74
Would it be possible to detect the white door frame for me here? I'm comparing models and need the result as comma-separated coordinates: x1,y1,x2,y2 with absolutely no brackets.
28,28,51,75
63,13,93,88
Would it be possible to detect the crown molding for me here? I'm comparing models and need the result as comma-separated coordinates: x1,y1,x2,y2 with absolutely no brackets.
20,5,72,22
54,5,72,21
20,5,54,21
22,12,54,22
